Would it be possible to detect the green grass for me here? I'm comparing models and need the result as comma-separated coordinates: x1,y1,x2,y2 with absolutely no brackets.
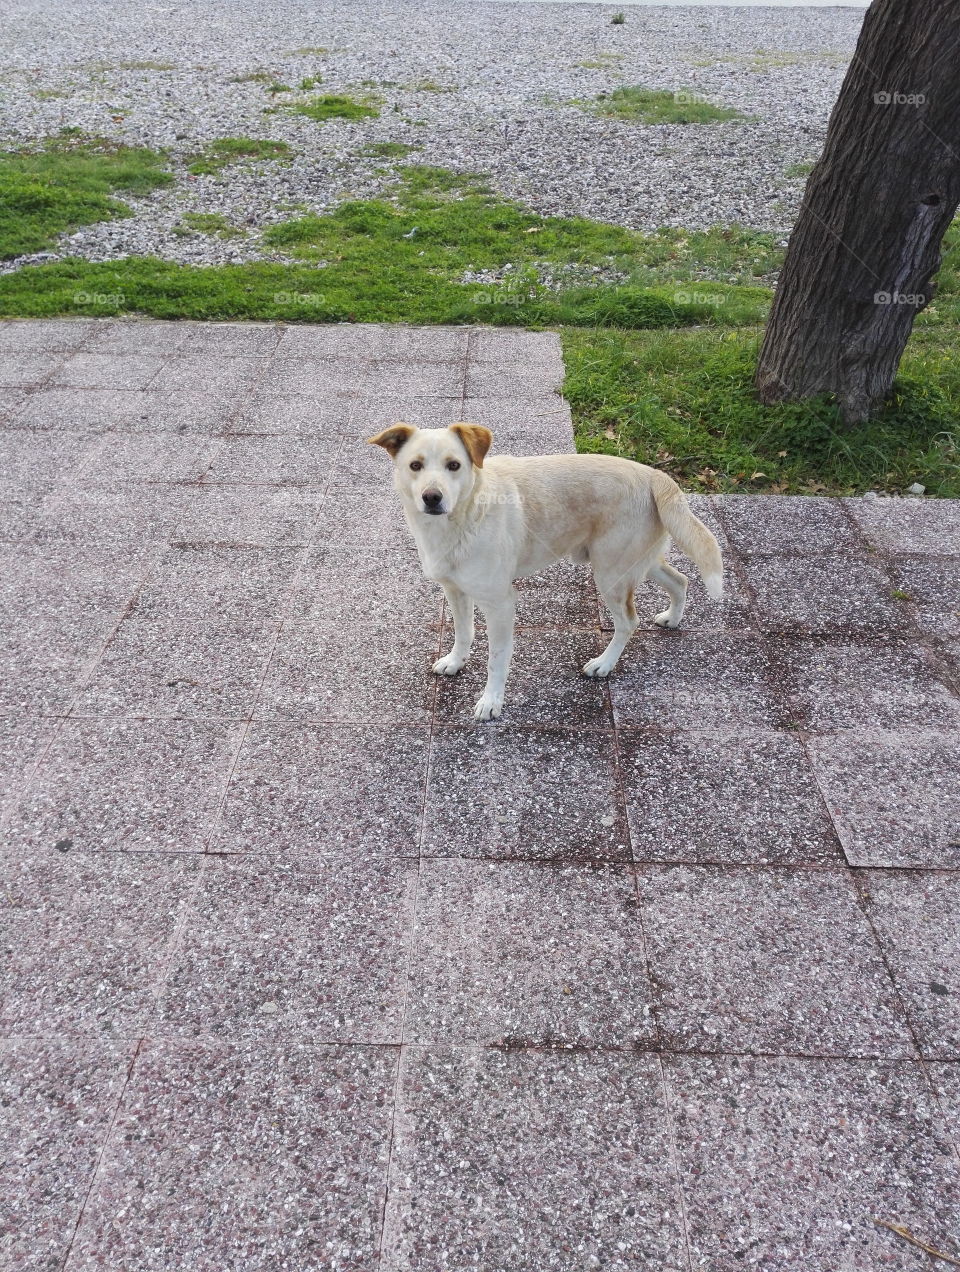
564,326,960,496
287,46,329,56
0,132,172,259
299,75,322,90
186,137,292,175
176,212,245,238
578,53,625,69
361,141,419,158
291,94,380,122
785,160,815,179
228,70,274,84
0,147,955,495
579,86,747,125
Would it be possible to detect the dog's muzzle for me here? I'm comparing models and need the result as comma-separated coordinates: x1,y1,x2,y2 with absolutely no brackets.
421,489,445,515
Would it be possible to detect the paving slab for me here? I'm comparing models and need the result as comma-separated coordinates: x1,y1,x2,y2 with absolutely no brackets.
861,870,960,1059
0,1037,135,1272
405,860,653,1045
664,1055,960,1272
638,864,915,1057
382,1048,689,1272
2,319,960,1272
67,1040,397,1272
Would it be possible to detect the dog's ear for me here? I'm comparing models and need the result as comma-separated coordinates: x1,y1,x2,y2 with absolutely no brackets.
451,423,493,469
367,423,416,457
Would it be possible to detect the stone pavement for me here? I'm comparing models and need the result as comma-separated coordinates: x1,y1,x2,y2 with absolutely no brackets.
1,316,959,1272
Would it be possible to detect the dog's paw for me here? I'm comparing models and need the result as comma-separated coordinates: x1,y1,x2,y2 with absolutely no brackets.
473,692,504,721
433,652,467,676
582,655,614,678
652,609,682,629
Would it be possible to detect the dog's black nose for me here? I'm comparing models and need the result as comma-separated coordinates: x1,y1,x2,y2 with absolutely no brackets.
422,489,443,511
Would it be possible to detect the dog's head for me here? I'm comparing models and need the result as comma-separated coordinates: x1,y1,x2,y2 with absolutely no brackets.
367,423,493,517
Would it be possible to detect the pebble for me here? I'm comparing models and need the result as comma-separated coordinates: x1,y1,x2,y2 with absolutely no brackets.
0,1,863,272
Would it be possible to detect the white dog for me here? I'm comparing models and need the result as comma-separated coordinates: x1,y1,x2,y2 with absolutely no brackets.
368,423,723,720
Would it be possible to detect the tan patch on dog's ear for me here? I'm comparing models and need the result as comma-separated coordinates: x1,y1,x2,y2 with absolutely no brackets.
450,422,493,469
366,423,416,457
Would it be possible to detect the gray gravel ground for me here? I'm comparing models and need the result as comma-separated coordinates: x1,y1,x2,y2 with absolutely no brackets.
0,0,865,270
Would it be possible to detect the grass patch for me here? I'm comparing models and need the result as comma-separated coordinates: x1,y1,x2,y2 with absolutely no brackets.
406,80,456,93
578,53,625,69
0,132,172,259
229,70,274,84
176,212,245,238
361,141,419,158
291,93,381,122
579,86,746,125
784,160,815,178
287,46,329,56
299,75,322,90
564,325,960,496
186,137,292,175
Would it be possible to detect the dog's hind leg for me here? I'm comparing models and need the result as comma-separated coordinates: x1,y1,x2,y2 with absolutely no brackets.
583,579,641,678
648,561,689,629
474,593,516,720
434,584,475,675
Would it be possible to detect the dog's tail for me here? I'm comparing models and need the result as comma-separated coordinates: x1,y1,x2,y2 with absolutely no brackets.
650,472,724,600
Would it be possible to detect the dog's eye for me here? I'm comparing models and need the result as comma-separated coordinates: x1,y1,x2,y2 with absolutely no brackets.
446,460,461,471
409,460,423,471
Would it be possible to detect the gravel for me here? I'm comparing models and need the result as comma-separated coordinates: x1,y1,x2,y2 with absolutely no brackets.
0,0,865,271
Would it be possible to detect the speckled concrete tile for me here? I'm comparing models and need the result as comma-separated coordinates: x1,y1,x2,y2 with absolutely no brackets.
432,628,614,728
214,722,428,857
375,325,470,363
619,729,840,865
406,860,653,1046
179,322,284,357
49,353,167,391
156,857,414,1041
0,716,53,812
383,1048,688,1272
512,559,600,627
741,553,909,635
200,434,340,485
257,619,439,724
460,397,574,450
0,431,96,487
860,870,960,1059
0,1037,134,1272
164,483,324,546
466,364,564,398
131,544,303,621
0,385,28,421
146,354,268,396
256,356,371,398
666,1054,960,1271
14,386,243,434
0,541,150,622
73,619,277,719
363,362,465,399
355,396,466,435
0,611,113,716
83,432,220,482
275,322,385,361
313,488,412,547
231,390,356,436
82,319,195,355
68,1040,396,1272
846,495,960,555
716,494,860,555
929,1063,960,1148
6,718,240,853
0,318,97,351
1,849,200,1034
807,731,960,867
772,636,960,731
328,433,407,486
469,328,565,370
422,725,627,860
284,546,442,624
638,865,914,1057
0,352,66,387
891,555,960,639
610,632,784,729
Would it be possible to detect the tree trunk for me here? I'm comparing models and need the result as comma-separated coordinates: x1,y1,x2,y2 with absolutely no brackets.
755,0,960,423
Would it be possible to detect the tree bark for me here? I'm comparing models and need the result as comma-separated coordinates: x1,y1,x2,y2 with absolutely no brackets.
755,0,960,423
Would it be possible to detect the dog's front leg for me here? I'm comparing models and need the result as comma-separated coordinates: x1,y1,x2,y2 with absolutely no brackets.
474,594,516,721
433,584,475,676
